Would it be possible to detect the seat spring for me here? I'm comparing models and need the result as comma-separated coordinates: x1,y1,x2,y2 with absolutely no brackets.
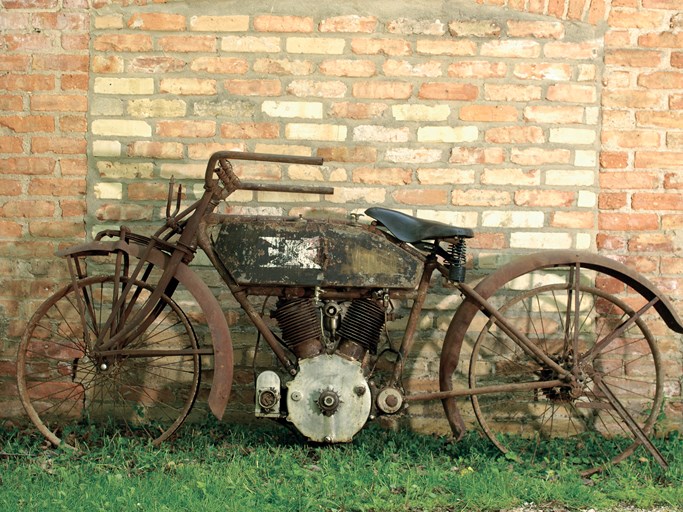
448,239,467,282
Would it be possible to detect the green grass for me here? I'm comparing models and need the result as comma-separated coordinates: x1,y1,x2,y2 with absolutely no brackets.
0,421,681,512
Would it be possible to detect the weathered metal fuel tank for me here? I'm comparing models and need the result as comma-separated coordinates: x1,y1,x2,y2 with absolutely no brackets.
210,216,422,289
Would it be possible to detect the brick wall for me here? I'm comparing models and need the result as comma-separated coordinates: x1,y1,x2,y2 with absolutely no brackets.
0,0,681,430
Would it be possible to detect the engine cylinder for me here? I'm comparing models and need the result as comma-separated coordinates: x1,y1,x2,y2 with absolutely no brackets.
272,298,324,359
336,299,385,360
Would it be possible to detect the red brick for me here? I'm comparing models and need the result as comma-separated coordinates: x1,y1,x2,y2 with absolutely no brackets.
515,190,574,207
221,123,280,139
459,105,517,122
60,199,86,217
94,34,152,52
633,193,683,211
158,35,216,53
551,211,594,229
393,189,447,205
628,234,673,253
448,61,506,78
0,157,55,175
352,167,412,185
602,90,663,108
418,82,478,101
225,79,281,96
599,213,659,230
511,148,571,165
523,106,584,123
96,204,152,222
588,0,608,24
31,137,86,155
59,158,87,176
600,152,629,169
602,130,661,148
567,0,588,20
321,59,376,77
600,171,658,189
637,111,683,128
190,57,249,74
605,49,663,67
319,16,378,33
353,81,412,99
599,192,628,210
128,13,186,31
0,200,54,218
453,189,511,207
254,15,314,33
547,84,597,103
92,55,124,74
0,116,54,133
0,179,22,196
597,233,626,251
0,137,22,153
351,38,411,56
29,221,85,238
513,63,572,81
28,178,85,197
59,114,85,134
128,183,172,201
0,74,55,91
639,32,683,48
129,56,185,74
2,0,58,8
608,8,665,29
2,34,56,52
33,11,87,30
507,20,564,39
638,72,683,89
449,147,505,165
61,34,89,51
316,146,377,162
673,52,683,68
157,120,216,138
0,221,22,238
329,102,388,119
485,126,545,144
30,95,88,112
0,95,23,111
127,141,184,159
635,152,683,169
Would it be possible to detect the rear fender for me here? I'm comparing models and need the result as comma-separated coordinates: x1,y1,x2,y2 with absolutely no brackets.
59,240,233,420
438,250,683,437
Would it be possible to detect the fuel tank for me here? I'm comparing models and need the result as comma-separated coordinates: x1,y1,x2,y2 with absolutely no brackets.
210,216,422,289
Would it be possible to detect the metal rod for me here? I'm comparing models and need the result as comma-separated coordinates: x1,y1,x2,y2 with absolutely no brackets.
405,379,565,402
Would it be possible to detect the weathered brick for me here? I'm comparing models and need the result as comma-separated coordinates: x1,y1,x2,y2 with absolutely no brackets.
548,83,597,103
386,148,442,164
156,120,215,138
254,15,313,33
287,37,345,55
129,56,186,74
602,90,663,108
0,74,54,91
485,84,542,102
416,168,475,185
448,19,501,37
351,38,411,56
481,40,541,58
507,20,564,39
352,125,409,143
417,126,478,143
353,81,412,99
31,137,86,155
28,178,85,197
0,115,54,133
0,200,54,218
511,148,571,165
329,102,387,119
30,95,87,112
253,58,314,76
482,210,545,228
459,105,517,122
221,123,279,139
392,104,450,122
128,99,186,118
514,63,572,81
94,77,154,95
320,15,378,33
485,126,545,144
160,78,216,95
94,34,152,52
386,18,445,36
416,40,477,56
629,234,673,253
638,32,683,48
222,36,279,54
393,188,447,205
352,167,412,185
262,101,323,119
285,123,347,141
128,13,185,31
599,213,659,230
320,59,376,77
637,111,683,128
92,119,151,137
0,136,22,153
524,105,584,124
635,152,683,169
287,80,346,98
127,141,183,159
453,189,511,207
608,8,665,29
418,82,478,101
549,127,597,145
190,57,249,74
515,190,574,207
94,14,123,29
602,130,661,148
60,115,87,133
189,15,249,32
450,147,505,165
382,60,441,77
158,35,216,53
448,61,506,78
481,169,540,186
633,193,683,211
317,146,377,163
224,80,282,96
606,49,663,67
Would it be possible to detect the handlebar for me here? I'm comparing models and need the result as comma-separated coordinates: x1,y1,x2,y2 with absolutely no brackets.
204,150,333,196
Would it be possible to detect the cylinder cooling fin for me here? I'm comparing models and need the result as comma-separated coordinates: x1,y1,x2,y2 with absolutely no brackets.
337,299,386,355
272,298,324,359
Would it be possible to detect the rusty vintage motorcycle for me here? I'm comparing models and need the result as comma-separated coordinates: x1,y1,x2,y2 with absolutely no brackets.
16,151,682,474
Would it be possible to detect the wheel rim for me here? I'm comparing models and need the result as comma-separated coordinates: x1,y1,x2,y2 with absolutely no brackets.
469,279,662,472
17,275,200,447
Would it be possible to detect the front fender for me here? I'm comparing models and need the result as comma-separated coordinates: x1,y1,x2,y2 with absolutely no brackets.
438,250,683,437
59,240,233,420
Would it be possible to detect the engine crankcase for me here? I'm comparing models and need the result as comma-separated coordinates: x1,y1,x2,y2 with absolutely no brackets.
286,354,371,443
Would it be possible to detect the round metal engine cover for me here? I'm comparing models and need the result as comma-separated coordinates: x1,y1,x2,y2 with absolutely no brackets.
286,354,371,443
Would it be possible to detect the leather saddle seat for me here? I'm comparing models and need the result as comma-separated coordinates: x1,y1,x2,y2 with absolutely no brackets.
365,207,474,244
